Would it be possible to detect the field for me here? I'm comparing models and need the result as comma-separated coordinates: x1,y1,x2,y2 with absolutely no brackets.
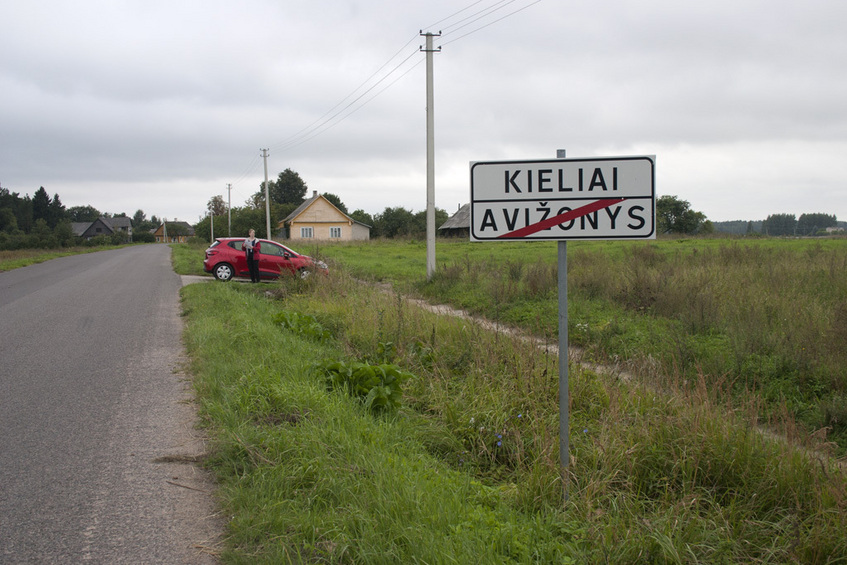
178,236,847,563
313,238,847,455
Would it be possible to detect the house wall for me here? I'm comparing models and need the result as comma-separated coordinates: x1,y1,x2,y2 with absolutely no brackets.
351,223,370,241
290,220,356,242
288,198,370,241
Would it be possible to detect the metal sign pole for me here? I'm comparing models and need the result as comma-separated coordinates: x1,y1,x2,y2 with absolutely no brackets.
556,149,569,502
558,239,569,501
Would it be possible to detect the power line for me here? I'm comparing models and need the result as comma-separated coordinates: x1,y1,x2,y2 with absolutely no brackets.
440,0,542,47
268,33,420,153
229,0,542,192
282,57,425,150
440,0,517,34
422,0,486,31
269,47,422,154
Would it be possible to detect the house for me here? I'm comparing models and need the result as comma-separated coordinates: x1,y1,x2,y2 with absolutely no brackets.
153,221,195,243
280,191,370,241
105,216,133,239
439,203,470,238
71,216,133,240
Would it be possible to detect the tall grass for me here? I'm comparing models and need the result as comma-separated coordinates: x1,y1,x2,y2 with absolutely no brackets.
182,262,847,563
320,238,847,455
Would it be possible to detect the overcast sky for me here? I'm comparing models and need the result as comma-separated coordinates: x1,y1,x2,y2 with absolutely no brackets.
2,0,845,226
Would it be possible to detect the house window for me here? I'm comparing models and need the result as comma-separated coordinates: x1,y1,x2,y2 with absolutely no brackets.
300,227,314,238
330,227,342,238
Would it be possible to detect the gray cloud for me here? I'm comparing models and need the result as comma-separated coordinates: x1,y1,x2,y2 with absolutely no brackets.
1,0,845,223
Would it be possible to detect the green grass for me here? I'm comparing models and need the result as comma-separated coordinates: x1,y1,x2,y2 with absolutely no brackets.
181,261,847,563
171,240,211,276
0,245,130,271
316,237,847,456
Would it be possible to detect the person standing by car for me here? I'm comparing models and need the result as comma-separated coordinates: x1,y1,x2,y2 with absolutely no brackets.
242,229,261,282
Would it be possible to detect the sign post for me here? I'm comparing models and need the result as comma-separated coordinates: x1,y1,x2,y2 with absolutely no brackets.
470,153,655,501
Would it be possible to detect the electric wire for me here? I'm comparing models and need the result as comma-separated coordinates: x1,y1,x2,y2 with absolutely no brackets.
440,0,541,46
269,46,421,154
440,0,517,35
266,0,540,154
268,33,420,153
287,57,425,148
228,0,541,192
421,0,486,31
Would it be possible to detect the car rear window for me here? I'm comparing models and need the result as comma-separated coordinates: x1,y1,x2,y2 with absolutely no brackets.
227,240,245,250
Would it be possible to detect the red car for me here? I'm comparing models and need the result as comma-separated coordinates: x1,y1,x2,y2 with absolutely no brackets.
203,237,328,281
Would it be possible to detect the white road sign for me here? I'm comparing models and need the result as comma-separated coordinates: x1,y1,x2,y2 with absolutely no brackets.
470,156,656,241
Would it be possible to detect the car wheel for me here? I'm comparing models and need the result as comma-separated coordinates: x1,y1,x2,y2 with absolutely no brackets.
213,263,234,281
297,268,311,280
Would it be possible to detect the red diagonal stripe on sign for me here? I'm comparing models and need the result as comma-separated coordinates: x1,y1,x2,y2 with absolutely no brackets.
497,198,626,239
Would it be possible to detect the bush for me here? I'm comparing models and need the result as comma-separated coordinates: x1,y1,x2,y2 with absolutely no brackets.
313,359,412,413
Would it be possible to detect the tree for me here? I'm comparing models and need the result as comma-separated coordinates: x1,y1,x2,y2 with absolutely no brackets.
350,209,374,227
797,213,837,236
373,207,416,238
656,195,710,234
47,193,66,228
68,205,101,222
0,208,18,233
762,213,796,236
32,187,50,224
261,168,308,206
194,205,266,242
207,195,227,217
322,193,348,214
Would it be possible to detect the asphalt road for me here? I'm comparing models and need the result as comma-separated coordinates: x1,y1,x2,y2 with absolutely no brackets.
0,246,220,564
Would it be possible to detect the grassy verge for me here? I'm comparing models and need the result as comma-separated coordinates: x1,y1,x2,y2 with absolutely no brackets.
171,240,211,276
182,266,846,563
315,238,847,456
0,245,130,271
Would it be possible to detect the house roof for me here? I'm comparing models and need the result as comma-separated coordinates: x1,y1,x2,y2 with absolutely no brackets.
439,203,470,230
103,216,132,230
71,216,133,237
71,222,91,236
283,192,371,228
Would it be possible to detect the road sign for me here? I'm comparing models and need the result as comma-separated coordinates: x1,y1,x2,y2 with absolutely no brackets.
470,156,656,241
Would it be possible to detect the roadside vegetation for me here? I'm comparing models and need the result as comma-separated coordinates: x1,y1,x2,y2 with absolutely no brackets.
179,236,847,563
318,237,847,458
0,245,130,272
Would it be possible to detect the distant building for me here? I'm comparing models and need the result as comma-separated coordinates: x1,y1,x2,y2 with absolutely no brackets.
71,217,133,240
280,191,370,241
153,221,195,243
439,204,470,238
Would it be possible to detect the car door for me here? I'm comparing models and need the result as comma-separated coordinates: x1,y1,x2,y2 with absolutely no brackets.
226,239,249,277
256,241,297,277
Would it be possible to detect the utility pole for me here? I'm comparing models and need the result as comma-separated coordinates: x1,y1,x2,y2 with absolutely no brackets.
421,31,441,281
226,183,232,236
210,208,214,242
261,148,271,239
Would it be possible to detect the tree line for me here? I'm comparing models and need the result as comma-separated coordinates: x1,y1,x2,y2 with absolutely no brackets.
193,168,448,241
8,174,833,251
0,184,161,250
656,196,840,237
